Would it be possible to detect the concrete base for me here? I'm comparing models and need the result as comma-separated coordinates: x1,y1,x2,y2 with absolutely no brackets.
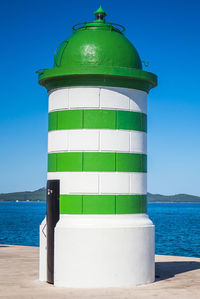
39,217,47,282
54,214,154,288
1,245,200,299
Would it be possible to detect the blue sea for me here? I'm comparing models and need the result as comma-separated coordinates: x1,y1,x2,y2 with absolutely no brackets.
0,202,199,257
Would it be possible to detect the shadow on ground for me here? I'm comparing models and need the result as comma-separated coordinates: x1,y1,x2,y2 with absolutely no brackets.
155,261,200,281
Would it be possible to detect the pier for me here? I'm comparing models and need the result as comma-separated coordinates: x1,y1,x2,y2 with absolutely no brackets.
0,245,199,298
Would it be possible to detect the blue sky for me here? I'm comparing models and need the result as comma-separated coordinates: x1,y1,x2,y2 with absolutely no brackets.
1,0,200,195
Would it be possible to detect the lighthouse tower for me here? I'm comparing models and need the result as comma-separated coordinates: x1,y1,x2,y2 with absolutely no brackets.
38,6,157,288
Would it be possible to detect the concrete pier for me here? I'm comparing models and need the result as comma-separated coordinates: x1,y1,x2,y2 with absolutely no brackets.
0,245,200,298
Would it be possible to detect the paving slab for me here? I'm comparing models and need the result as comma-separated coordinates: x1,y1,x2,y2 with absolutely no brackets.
0,245,200,299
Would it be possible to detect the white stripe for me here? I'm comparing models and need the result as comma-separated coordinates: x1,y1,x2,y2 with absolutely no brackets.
48,86,147,114
49,88,69,111
47,172,147,195
69,87,100,108
48,130,147,154
100,87,147,113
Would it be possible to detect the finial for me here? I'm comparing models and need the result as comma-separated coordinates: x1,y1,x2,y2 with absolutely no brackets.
94,5,107,22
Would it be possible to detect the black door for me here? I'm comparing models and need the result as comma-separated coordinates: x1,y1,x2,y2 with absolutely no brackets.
46,180,60,284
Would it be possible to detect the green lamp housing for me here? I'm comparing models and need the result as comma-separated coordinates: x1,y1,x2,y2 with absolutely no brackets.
38,8,157,93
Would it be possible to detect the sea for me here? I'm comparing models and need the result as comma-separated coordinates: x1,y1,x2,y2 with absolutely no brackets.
0,202,199,257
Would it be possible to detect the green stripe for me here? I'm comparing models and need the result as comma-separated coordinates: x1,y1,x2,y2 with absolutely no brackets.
48,152,147,173
60,195,83,214
116,195,147,214
48,110,147,132
83,195,116,214
60,195,147,214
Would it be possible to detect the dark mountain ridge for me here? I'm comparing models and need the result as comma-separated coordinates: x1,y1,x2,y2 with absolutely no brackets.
0,188,200,202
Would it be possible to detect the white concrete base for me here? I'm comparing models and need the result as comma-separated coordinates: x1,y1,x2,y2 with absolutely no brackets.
54,214,155,288
39,217,47,282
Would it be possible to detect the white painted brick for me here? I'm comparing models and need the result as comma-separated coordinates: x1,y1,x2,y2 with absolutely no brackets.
52,89,69,110
48,92,53,112
130,131,147,154
130,173,147,194
48,131,68,152
48,89,69,112
129,89,147,114
100,173,130,194
68,130,99,151
100,87,130,110
59,173,99,194
100,130,130,152
69,87,100,109
47,172,61,181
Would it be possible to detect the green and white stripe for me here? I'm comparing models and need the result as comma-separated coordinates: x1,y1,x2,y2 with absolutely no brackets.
48,86,147,214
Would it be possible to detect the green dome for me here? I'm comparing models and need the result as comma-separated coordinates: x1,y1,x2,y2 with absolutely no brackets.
54,25,142,71
38,7,157,92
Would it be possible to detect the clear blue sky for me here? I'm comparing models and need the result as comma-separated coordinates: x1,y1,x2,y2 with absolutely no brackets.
1,0,200,195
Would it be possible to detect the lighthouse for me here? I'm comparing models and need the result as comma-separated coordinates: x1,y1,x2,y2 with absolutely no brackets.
38,6,157,288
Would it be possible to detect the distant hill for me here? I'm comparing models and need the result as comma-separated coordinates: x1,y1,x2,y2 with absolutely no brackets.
0,188,200,202
147,193,200,202
0,188,46,202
